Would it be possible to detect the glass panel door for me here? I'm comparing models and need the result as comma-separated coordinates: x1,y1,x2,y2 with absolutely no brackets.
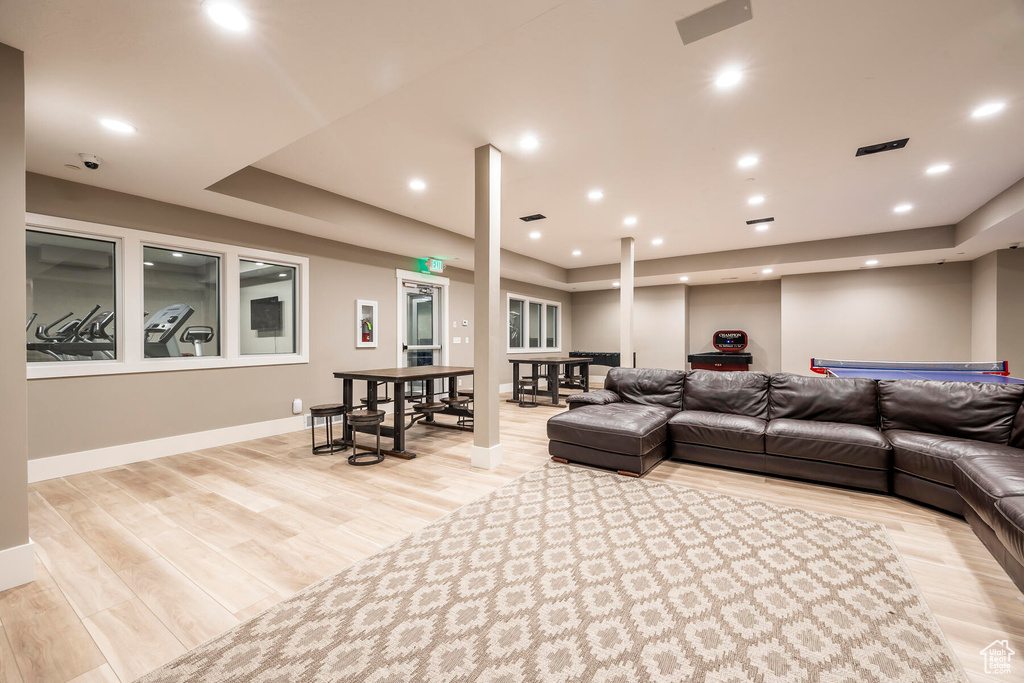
401,281,442,396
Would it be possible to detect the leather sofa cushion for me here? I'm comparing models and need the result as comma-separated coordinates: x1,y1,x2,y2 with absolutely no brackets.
954,454,1024,529
887,429,1024,486
1012,402,1024,449
547,403,675,456
668,410,766,453
605,367,685,409
994,496,1024,568
879,380,1024,444
683,370,768,419
566,389,621,410
768,373,878,427
766,419,891,469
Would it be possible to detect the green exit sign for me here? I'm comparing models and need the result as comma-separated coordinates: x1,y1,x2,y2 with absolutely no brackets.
425,257,444,274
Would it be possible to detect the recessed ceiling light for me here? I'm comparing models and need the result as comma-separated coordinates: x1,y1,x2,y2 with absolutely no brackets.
755,224,770,232
612,281,620,287
893,203,913,214
143,261,154,266
926,163,951,175
587,189,604,201
529,231,541,240
865,259,879,266
679,276,689,282
202,1,250,31
761,268,773,274
99,118,137,134
623,216,638,227
571,249,582,256
171,252,183,258
971,101,1006,119
737,155,759,169
409,178,427,192
748,194,765,206
715,67,743,89
518,134,539,152
651,237,664,246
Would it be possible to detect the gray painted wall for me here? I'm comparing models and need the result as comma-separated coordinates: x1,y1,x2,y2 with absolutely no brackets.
780,263,973,375
25,174,570,459
972,252,998,361
996,249,1024,375
688,281,782,374
0,43,29,554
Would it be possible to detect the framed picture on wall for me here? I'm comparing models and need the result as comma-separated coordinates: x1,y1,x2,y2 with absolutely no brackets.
356,299,378,348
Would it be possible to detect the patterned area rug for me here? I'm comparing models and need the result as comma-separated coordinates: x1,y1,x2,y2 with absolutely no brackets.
137,463,966,682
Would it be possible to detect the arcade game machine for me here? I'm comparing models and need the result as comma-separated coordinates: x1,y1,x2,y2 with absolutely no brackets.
688,330,752,371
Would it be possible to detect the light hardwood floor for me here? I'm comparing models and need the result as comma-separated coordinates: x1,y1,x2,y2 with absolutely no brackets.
2,397,1023,683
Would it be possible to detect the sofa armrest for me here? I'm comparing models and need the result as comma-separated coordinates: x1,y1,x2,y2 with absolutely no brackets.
567,390,622,410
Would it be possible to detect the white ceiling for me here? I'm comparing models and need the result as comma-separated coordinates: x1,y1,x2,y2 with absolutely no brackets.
3,0,1024,284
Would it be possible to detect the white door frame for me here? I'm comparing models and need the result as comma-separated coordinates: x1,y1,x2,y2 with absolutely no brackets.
395,269,450,367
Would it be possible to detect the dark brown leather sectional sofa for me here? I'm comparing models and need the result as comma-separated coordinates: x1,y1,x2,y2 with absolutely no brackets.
547,367,1024,591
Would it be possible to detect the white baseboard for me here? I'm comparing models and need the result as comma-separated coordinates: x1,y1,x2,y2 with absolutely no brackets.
28,415,305,483
470,443,503,470
0,540,35,592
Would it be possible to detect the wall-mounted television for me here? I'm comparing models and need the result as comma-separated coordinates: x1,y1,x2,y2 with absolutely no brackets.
250,296,282,333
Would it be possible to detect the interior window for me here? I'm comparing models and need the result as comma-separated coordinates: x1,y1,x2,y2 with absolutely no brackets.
240,260,296,355
509,298,524,349
529,302,542,348
545,304,559,348
26,230,117,362
143,246,220,358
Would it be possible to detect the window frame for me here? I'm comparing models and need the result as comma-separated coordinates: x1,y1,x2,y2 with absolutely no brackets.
26,213,309,379
506,292,561,354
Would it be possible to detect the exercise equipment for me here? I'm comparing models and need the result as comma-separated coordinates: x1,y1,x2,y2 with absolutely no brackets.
28,302,215,361
143,303,194,357
180,326,214,357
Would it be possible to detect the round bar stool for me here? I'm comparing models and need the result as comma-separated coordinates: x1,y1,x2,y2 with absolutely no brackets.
518,377,539,408
346,409,386,466
454,390,474,427
309,404,346,455
413,401,446,418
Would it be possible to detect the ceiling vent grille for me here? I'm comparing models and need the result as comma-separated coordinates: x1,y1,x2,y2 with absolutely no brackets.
745,217,774,225
856,137,909,157
519,214,546,222
676,0,753,45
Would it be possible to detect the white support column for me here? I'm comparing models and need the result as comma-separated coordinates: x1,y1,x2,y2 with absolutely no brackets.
0,42,32,591
620,237,635,369
471,144,502,469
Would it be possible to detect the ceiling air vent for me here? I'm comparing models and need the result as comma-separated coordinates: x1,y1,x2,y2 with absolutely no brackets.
856,137,909,157
676,0,753,45
519,214,546,222
745,217,774,225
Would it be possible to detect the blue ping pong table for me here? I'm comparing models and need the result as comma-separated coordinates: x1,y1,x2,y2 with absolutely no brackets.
810,359,1024,384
